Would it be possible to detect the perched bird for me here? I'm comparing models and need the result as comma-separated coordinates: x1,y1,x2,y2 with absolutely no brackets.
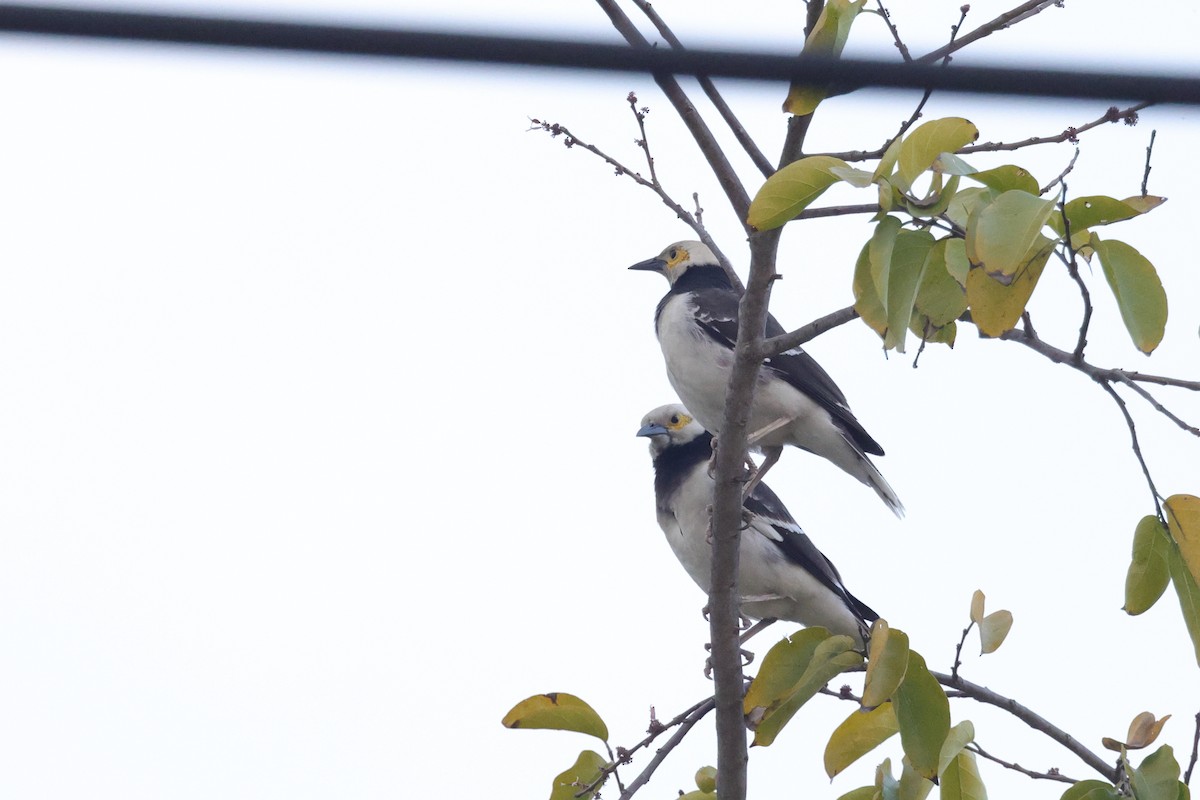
637,403,878,645
629,240,903,517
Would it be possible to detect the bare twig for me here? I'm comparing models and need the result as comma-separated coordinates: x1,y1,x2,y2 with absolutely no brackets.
951,621,974,681
1142,129,1157,196
593,0,752,227
631,0,774,178
628,93,660,185
968,741,1079,784
1040,146,1080,196
1120,371,1200,392
1098,380,1165,512
615,699,716,800
760,305,860,359
872,0,913,63
917,0,1062,64
1185,711,1200,785
1057,182,1093,361
1111,373,1200,436
933,670,1119,782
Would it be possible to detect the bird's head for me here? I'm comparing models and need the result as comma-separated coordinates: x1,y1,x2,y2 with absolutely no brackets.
636,403,706,456
628,240,719,286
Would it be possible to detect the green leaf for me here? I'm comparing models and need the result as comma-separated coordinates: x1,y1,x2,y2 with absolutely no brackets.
965,235,1054,337
826,702,901,778
939,749,987,800
932,152,976,176
1125,515,1173,615
1122,195,1168,214
1060,780,1121,800
502,693,609,741
966,190,1057,283
1092,236,1168,354
892,651,951,780
783,0,867,114
909,314,956,348
936,721,976,777
854,241,888,337
863,621,910,708
878,758,901,800
749,634,863,746
831,164,878,188
837,787,879,800
897,118,979,188
549,750,608,800
900,757,935,800
966,164,1039,195
1167,546,1200,668
744,627,830,716
1131,745,1181,800
870,215,903,305
748,155,849,230
979,610,1013,654
945,187,997,232
885,229,935,352
1166,495,1200,585
1049,195,1141,236
914,239,968,326
694,765,717,793
907,175,962,218
874,136,904,182
943,238,969,286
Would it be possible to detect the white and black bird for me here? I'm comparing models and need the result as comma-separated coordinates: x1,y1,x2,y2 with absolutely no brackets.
629,240,903,517
637,403,878,645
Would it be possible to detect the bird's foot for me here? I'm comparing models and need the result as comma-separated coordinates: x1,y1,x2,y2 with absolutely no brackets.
703,643,756,679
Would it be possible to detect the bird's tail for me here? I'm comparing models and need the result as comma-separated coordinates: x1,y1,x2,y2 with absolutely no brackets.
855,452,905,519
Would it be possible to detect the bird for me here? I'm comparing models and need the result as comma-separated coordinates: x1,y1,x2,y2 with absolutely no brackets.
636,403,878,646
629,240,903,517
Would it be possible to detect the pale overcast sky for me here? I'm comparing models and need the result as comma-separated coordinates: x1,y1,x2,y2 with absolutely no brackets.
1,2,1198,799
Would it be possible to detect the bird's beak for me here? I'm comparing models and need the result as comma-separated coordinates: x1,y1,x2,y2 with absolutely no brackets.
628,257,667,273
636,423,669,438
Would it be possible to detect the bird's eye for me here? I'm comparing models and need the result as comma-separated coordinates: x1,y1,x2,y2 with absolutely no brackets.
669,249,678,260
670,414,680,424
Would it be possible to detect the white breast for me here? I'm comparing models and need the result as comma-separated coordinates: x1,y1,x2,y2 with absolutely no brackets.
656,294,735,434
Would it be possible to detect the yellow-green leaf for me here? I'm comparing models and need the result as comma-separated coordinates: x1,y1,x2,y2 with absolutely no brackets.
907,174,962,218
870,215,903,304
897,118,979,189
944,238,969,286
892,651,951,780
744,627,830,717
1125,515,1173,616
694,766,717,793
1166,495,1200,585
1131,745,1181,800
1121,195,1168,214
874,136,904,182
826,702,901,778
783,0,867,114
969,590,986,625
863,621,910,708
854,241,888,337
933,152,976,176
502,693,609,741
979,610,1013,654
939,749,987,800
909,313,957,347
886,230,935,352
936,721,976,777
945,187,997,232
1092,236,1168,354
831,165,878,188
965,236,1053,337
900,757,935,800
1060,780,1121,800
837,787,878,800
878,758,900,800
966,190,1056,283
750,635,863,746
967,164,1039,195
748,155,849,230
1048,195,1141,236
915,239,968,326
549,750,608,800
1167,546,1200,668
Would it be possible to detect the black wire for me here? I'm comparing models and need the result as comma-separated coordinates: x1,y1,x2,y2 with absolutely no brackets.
0,4,1198,105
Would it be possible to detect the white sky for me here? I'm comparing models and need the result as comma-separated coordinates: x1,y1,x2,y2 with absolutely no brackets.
1,2,1198,798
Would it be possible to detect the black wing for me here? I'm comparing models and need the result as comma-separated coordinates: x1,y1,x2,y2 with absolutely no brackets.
743,481,878,623
689,287,884,457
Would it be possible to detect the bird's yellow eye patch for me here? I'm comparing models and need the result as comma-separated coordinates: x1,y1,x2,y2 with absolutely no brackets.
669,413,693,430
663,246,690,270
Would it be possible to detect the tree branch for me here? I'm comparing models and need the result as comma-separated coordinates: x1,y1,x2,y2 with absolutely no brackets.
1142,129,1158,196
967,741,1079,784
630,0,774,178
1056,183,1093,361
593,0,752,226
916,0,1062,65
760,305,860,359
933,670,1120,783
615,699,717,800
1098,380,1165,511
1185,710,1200,786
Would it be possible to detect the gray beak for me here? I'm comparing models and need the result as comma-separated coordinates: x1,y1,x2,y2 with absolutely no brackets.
636,422,669,438
628,257,667,273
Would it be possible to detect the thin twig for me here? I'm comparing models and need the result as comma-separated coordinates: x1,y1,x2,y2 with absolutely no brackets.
968,741,1078,784
1185,711,1200,785
932,670,1119,782
759,305,860,359
1142,129,1157,196
1120,371,1200,392
872,0,913,63
951,621,974,681
1057,182,1093,361
628,93,659,185
631,0,774,178
593,0,752,227
616,699,716,800
1041,146,1080,196
917,0,1062,64
1098,380,1164,513
1111,373,1200,436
